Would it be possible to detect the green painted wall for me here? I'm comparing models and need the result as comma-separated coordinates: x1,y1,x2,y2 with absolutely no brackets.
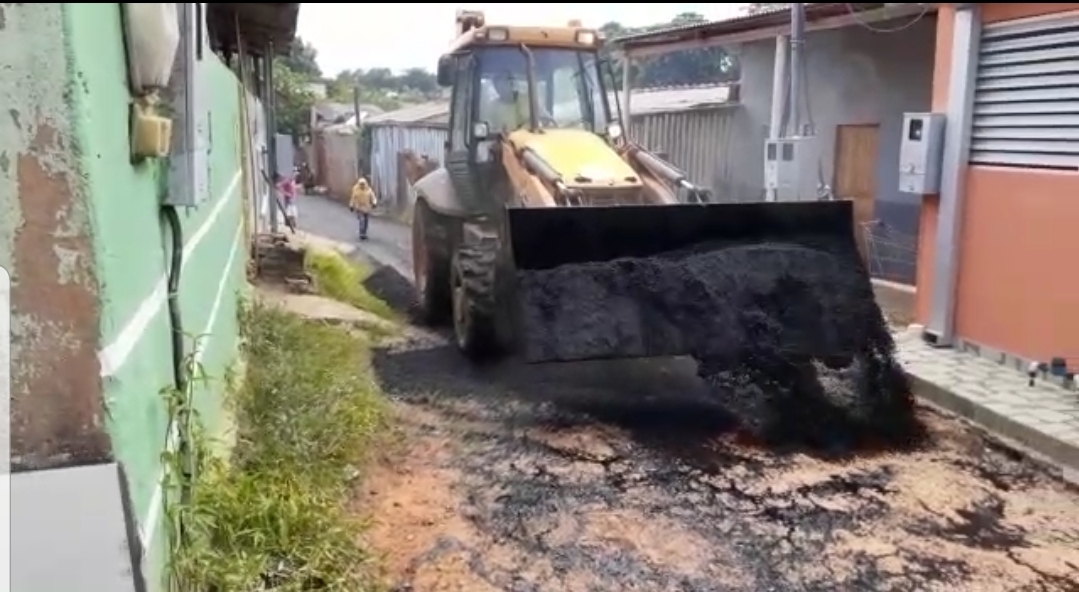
63,4,251,587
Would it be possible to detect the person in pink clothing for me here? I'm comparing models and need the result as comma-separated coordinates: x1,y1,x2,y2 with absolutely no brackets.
275,172,299,227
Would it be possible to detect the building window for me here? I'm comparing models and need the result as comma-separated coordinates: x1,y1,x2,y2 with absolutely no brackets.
971,13,1079,171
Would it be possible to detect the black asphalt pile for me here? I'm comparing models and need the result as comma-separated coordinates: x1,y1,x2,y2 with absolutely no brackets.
362,264,419,314
517,238,920,449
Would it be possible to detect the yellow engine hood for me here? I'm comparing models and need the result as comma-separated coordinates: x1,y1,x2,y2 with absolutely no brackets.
508,129,640,188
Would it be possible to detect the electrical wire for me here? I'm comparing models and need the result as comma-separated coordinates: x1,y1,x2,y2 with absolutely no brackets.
162,204,193,546
162,205,187,408
844,3,931,34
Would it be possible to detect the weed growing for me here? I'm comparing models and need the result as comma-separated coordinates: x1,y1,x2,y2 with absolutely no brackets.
169,302,386,591
305,248,398,322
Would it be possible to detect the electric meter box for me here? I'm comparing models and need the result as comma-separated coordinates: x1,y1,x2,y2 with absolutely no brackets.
764,138,805,202
165,3,210,207
898,112,946,195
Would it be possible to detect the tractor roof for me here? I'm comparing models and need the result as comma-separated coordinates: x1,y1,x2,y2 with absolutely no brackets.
447,24,603,54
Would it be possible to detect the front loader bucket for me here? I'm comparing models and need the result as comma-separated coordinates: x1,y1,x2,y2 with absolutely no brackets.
508,200,869,363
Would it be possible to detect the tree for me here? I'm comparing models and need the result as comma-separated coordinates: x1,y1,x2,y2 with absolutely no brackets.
280,36,322,78
601,13,740,89
400,68,438,95
322,67,440,110
273,61,317,135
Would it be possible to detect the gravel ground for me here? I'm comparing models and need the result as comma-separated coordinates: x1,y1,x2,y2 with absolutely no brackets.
300,196,1079,591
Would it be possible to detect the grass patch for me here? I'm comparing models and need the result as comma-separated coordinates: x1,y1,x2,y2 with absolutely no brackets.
304,248,398,322
171,302,386,591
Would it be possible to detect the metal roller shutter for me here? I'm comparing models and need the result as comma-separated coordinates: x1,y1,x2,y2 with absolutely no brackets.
972,12,1079,170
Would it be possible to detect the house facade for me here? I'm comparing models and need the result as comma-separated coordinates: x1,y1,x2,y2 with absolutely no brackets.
1,3,296,589
612,3,1078,369
916,3,1079,367
613,4,939,285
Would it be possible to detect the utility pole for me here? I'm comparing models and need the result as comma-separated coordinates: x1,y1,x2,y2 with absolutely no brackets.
788,3,806,136
266,43,279,234
353,85,363,177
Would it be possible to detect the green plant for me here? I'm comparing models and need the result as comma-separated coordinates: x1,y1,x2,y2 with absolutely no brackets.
159,335,213,592
304,248,398,322
164,302,387,591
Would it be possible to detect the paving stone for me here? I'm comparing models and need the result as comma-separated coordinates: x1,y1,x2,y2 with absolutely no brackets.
899,336,1079,474
1041,422,1079,439
981,401,1028,417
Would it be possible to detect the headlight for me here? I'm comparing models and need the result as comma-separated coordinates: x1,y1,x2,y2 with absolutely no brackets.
575,30,596,45
487,27,509,41
607,123,623,139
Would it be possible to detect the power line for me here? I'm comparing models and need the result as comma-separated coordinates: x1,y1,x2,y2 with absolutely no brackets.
844,3,931,34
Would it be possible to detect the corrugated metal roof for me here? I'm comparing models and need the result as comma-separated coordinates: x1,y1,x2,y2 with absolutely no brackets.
207,4,300,53
611,3,908,50
612,4,806,44
313,101,383,121
365,102,450,127
364,85,734,130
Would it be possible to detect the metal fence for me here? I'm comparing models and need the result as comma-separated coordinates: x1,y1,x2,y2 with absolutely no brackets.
630,106,747,201
368,124,449,210
242,90,269,233
861,219,917,284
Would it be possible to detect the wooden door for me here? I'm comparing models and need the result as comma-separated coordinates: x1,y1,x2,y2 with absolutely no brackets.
833,124,879,261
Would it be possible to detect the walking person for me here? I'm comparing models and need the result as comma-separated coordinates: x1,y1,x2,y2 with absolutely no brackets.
350,176,378,241
275,172,300,229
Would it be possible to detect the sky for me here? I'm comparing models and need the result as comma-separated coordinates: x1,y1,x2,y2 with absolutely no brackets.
297,3,750,77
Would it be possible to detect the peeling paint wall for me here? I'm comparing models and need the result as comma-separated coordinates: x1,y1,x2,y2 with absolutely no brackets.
0,3,109,470
2,4,255,588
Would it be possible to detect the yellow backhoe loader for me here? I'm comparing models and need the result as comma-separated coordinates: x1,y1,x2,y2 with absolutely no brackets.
410,11,863,366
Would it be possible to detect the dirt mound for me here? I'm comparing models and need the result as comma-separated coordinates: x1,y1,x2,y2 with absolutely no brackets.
517,239,920,450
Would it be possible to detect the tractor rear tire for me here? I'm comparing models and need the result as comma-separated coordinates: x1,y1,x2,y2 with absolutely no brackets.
412,200,452,326
451,224,504,361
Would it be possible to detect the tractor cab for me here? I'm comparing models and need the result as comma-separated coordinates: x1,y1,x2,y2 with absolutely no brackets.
436,20,624,149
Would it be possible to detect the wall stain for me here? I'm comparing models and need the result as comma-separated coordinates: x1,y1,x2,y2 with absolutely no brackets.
10,117,109,471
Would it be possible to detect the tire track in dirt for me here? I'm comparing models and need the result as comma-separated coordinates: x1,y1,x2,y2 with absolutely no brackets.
359,322,1079,592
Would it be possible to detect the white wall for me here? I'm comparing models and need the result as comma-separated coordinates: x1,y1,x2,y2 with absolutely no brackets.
734,18,936,228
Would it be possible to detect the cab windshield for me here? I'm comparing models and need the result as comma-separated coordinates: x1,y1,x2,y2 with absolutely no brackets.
475,46,611,134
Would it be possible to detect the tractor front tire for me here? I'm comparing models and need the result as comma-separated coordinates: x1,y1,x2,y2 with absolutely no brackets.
412,200,452,326
451,224,504,361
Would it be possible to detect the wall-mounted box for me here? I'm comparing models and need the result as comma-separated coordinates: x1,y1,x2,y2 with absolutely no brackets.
165,3,210,207
764,137,809,202
898,112,946,195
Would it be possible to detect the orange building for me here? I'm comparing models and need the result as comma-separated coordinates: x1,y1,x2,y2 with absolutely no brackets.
917,4,1079,366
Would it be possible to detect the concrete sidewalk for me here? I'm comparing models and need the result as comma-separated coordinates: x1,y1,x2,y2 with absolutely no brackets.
896,328,1079,481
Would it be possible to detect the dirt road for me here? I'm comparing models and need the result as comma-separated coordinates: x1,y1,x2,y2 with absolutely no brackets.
301,197,1079,591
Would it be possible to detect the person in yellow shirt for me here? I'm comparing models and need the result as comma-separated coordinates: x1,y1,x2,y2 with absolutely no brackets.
486,73,555,134
349,177,378,240
488,75,531,133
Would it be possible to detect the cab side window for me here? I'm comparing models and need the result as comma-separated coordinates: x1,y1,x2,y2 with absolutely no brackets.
449,56,473,151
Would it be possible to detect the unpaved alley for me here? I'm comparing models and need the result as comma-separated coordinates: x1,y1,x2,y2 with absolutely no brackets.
302,201,1079,592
